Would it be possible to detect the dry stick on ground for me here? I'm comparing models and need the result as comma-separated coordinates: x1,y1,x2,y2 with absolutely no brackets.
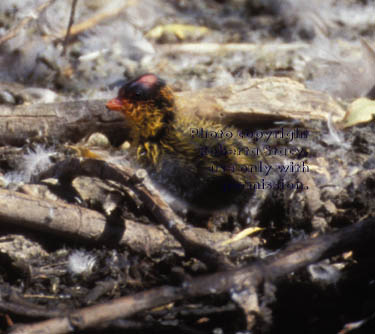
9,218,375,334
0,77,347,146
0,99,124,146
0,300,60,320
0,296,63,319
159,42,309,54
0,186,248,256
0,159,254,255
0,0,57,46
40,158,236,270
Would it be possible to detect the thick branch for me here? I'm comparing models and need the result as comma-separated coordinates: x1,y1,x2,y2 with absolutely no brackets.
9,218,375,334
39,158,238,269
0,186,247,255
0,78,347,145
0,99,124,146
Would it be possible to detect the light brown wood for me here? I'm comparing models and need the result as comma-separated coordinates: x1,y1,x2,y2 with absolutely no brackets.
0,77,347,146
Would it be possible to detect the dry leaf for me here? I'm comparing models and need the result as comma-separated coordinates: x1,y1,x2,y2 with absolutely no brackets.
341,97,375,128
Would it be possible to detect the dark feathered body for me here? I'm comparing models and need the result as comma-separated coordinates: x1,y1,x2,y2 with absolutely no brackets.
106,74,257,210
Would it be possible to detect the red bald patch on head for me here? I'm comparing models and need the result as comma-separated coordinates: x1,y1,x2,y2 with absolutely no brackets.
112,73,166,103
136,74,159,88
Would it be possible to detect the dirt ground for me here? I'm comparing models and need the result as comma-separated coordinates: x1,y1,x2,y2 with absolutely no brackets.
0,0,375,333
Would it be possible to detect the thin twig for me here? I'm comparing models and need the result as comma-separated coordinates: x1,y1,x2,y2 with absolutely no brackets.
62,0,79,56
159,42,308,54
0,0,57,46
57,0,138,39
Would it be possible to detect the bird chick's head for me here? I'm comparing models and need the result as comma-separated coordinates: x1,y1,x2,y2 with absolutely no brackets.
106,74,175,141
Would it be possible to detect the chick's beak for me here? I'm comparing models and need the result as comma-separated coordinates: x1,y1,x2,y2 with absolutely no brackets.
106,98,124,111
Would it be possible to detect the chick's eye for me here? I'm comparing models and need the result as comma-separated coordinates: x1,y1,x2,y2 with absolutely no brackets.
126,82,147,100
135,88,142,97
117,83,143,100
